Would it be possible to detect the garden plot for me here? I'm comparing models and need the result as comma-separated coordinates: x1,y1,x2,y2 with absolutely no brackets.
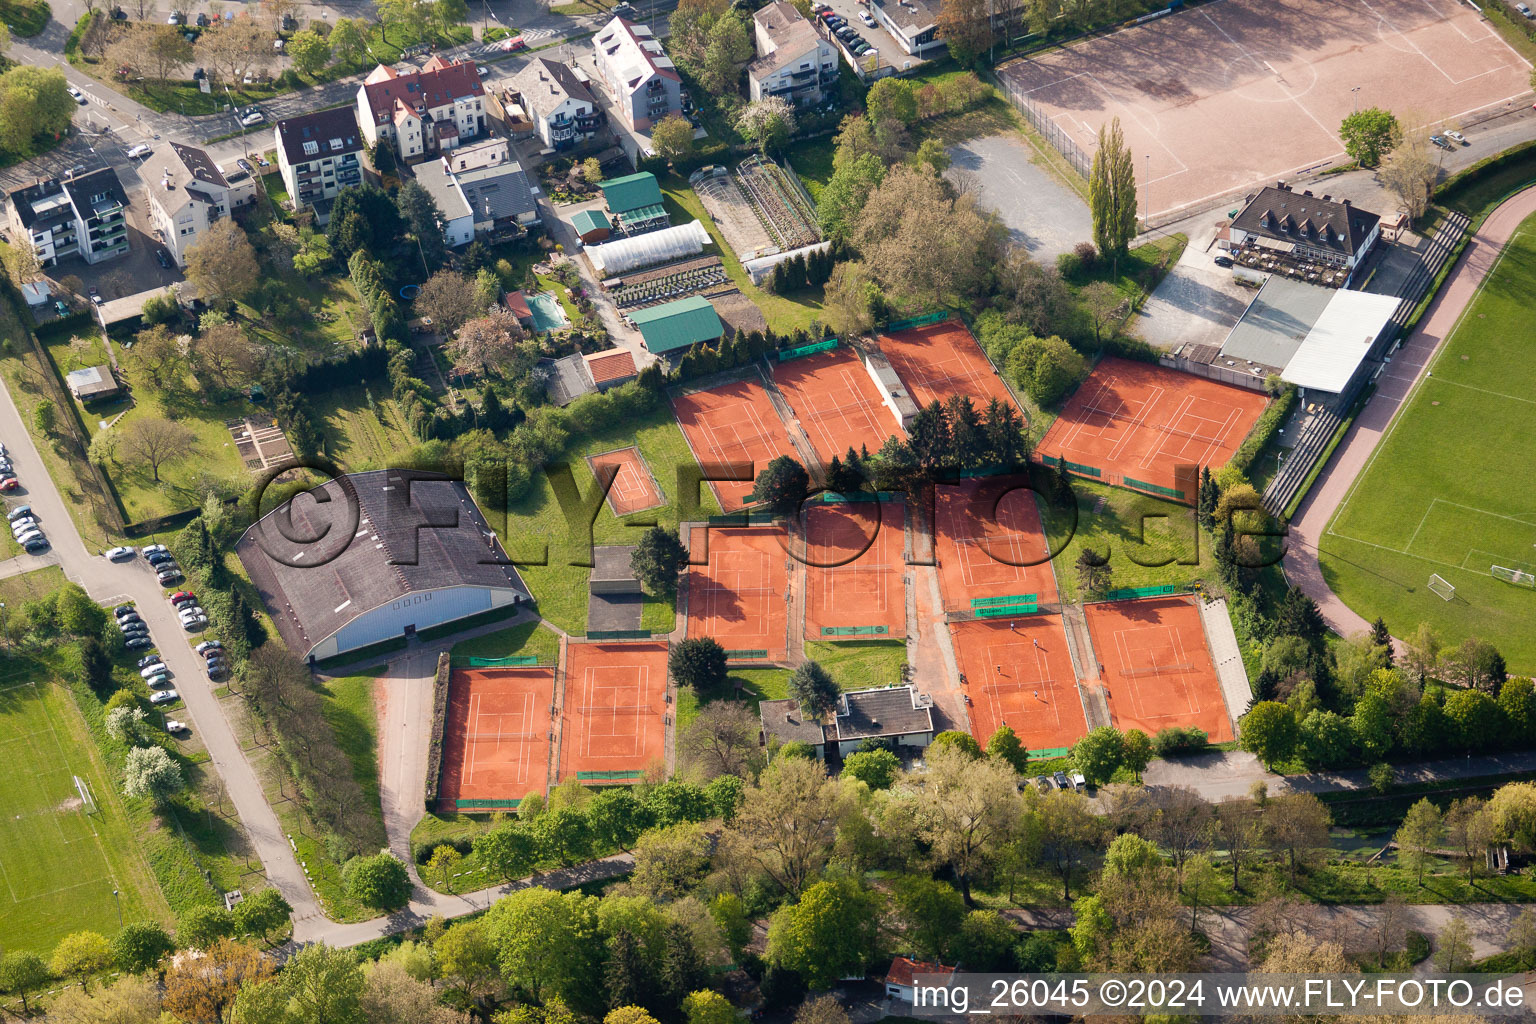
689,155,821,262
608,256,729,310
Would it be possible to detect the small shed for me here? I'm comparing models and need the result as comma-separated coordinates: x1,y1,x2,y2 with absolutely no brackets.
65,364,122,402
571,208,612,244
503,288,536,329
583,349,638,391
20,280,51,307
884,957,955,1005
631,295,724,357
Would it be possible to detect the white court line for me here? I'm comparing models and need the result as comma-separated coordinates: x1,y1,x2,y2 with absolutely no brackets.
984,639,1065,734
1107,384,1168,463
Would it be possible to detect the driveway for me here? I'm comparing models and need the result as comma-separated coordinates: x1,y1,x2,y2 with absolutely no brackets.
1132,236,1255,352
947,133,1091,263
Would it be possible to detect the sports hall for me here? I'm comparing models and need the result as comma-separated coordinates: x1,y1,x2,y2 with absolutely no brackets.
1037,357,1267,501
586,446,666,517
772,345,903,465
951,616,1087,753
685,526,790,661
1083,596,1233,743
998,0,1529,219
877,320,1023,417
802,497,907,640
934,477,1058,612
559,641,669,782
438,667,555,810
672,378,799,512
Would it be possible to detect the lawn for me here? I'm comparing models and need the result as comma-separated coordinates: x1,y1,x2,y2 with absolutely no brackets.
0,0,51,36
658,173,826,335
310,385,416,470
449,619,561,663
1039,478,1210,603
0,672,173,955
1320,217,1536,674
804,639,908,691
500,404,721,635
319,669,384,834
675,667,790,731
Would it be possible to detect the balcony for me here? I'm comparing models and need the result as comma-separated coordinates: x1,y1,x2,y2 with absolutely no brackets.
645,78,666,94
551,124,575,142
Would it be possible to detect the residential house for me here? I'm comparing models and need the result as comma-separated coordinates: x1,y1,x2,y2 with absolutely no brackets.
759,686,937,760
274,106,364,222
65,364,122,402
749,1,839,107
510,58,603,150
412,137,540,248
591,17,684,132
5,167,131,267
870,0,945,56
147,143,258,268
884,958,955,1005
356,56,487,162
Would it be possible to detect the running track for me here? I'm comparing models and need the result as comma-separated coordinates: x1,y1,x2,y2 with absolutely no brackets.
1285,185,1536,644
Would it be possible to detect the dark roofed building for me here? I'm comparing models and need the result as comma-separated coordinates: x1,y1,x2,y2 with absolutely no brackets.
759,698,828,755
831,685,935,756
236,469,529,661
273,106,364,217
1229,183,1381,273
65,364,121,402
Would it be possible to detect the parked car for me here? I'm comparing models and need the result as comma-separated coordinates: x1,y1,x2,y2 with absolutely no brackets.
477,65,490,77
147,551,175,566
137,654,163,668
236,158,253,174
7,506,32,522
206,659,226,675
117,614,143,628
149,690,179,705
14,529,43,546
126,143,152,159
146,673,172,688
181,615,208,631
178,607,205,623
106,546,136,561
859,10,874,25
195,639,223,654
88,286,102,305
141,544,168,556
498,36,526,51
1214,254,1234,267
1445,129,1467,144
120,625,150,639
1053,770,1070,789
166,11,181,23
22,538,48,554
68,86,86,104
240,111,265,127
170,591,196,605
141,663,171,679
1431,134,1455,151
115,604,134,617
125,636,154,651
157,569,184,585
11,517,37,534
1035,775,1052,792
1517,1,1533,17
0,477,19,492
165,719,187,733
155,249,171,269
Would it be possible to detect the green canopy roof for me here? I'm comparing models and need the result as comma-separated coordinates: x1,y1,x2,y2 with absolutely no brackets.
631,295,724,354
572,209,610,234
600,172,664,215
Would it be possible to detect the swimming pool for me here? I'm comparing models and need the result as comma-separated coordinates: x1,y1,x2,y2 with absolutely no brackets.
528,291,569,333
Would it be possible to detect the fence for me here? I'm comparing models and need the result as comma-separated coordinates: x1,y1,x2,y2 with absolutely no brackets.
818,490,899,503
976,602,1038,617
972,594,1038,609
820,625,891,637
462,655,542,667
778,338,839,361
1040,454,1202,505
1123,477,1186,501
1039,454,1103,478
576,770,645,783
725,649,770,660
1029,746,1071,759
1098,584,1190,602
456,798,522,810
884,311,950,332
999,85,1093,179
424,654,452,810
586,629,654,640
707,512,780,525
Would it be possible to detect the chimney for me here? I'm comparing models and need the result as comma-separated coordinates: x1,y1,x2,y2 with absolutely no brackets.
1322,194,1332,202
1303,190,1313,197
1342,198,1352,206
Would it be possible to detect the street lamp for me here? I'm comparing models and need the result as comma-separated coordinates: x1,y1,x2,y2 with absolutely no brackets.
112,889,122,927
1351,86,1361,112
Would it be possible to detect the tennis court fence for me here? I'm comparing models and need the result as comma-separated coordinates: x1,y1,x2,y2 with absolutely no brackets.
998,85,1093,179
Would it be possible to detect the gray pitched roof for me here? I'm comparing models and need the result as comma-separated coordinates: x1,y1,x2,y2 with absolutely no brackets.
760,699,827,747
456,159,538,222
1231,185,1380,258
513,57,595,115
833,686,934,741
276,105,363,167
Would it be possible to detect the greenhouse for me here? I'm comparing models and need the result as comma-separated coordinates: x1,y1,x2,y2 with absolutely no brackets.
588,221,713,277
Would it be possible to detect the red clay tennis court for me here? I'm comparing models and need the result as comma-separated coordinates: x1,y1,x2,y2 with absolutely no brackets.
1037,358,1267,501
772,346,903,465
559,641,668,783
803,498,906,641
587,446,665,517
878,319,1022,419
438,667,554,810
1083,596,1233,743
672,379,798,512
935,478,1058,613
686,526,789,661
951,616,1086,753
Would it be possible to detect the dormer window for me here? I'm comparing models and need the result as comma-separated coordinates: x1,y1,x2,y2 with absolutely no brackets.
303,141,319,155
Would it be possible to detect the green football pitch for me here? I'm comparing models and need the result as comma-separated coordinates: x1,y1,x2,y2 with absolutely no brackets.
1320,220,1536,672
0,674,170,954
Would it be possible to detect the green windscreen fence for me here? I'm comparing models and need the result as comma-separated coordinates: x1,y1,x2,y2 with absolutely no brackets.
977,603,1038,617
1040,455,1102,478
464,655,540,667
1103,584,1185,601
707,512,779,525
1028,747,1070,759
885,312,948,331
821,625,890,637
1124,477,1186,500
972,594,1037,609
577,770,645,782
456,798,522,810
587,629,652,640
777,338,839,361
725,649,769,660
818,491,899,503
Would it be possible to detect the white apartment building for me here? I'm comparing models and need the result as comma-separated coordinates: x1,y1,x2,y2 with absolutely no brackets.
356,56,487,162
510,58,602,150
591,17,684,132
749,1,839,106
274,106,365,221
5,168,131,267
147,143,258,268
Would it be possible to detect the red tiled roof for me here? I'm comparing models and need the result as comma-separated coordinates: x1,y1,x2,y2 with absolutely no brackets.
362,59,484,126
504,290,534,321
585,349,638,384
885,957,955,988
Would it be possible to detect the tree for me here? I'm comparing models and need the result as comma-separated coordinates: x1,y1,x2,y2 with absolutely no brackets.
1434,916,1474,973
232,940,365,1024
719,757,848,895
1214,797,1259,890
1071,726,1125,786
1445,795,1495,882
1338,107,1402,168
789,660,840,720
1089,117,1138,260
818,153,885,243
631,526,687,596
122,416,198,484
123,745,185,802
935,0,993,64
822,260,877,337
1444,688,1503,750
682,989,734,1024
652,115,696,163
427,844,463,889
1379,129,1438,223
344,852,412,910
0,66,75,156
179,905,235,950
1074,547,1111,597
893,876,966,960
749,454,809,515
32,396,56,437
765,878,880,988
483,887,599,1005
1510,908,1536,969
51,930,112,991
0,236,40,285
1240,701,1298,768
1403,621,1441,686
294,230,334,275
193,15,271,86
1395,797,1443,885
192,320,261,392
0,950,50,1013
362,960,469,1024
164,939,275,1024
185,218,260,302
1263,793,1331,881
107,704,151,746
854,165,1001,308
700,13,752,94
841,748,900,789
416,269,482,334
534,806,594,866
436,920,498,1001
669,637,728,693
1005,333,1087,405
909,744,1025,904
450,308,531,379
736,97,796,153
1079,280,1126,345
679,701,761,780
330,17,368,65
329,183,406,257
476,820,539,881
286,28,332,74
234,886,291,943
112,922,175,975
1037,788,1100,900
434,0,469,34
397,179,447,267
1181,853,1219,932
985,724,1029,773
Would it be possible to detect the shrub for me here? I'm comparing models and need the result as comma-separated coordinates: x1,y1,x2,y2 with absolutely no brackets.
1151,726,1208,757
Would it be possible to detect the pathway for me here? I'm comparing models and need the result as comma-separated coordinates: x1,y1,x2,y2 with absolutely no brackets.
1284,186,1536,640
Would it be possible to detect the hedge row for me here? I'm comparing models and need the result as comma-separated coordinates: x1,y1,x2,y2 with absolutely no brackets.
1227,384,1297,477
423,652,452,811
1434,138,1536,209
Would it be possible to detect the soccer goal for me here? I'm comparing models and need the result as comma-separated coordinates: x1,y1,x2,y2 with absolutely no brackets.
1492,565,1536,589
73,775,99,815
1428,574,1456,601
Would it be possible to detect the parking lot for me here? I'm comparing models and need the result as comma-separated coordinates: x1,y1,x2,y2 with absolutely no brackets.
947,134,1090,262
1132,240,1255,353
815,0,927,75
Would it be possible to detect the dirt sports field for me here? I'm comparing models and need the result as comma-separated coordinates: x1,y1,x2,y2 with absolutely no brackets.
935,477,1059,612
685,526,790,661
559,641,669,781
878,320,1023,419
438,668,554,809
951,616,1087,753
1037,357,1267,501
999,0,1529,218
672,378,798,512
586,446,665,517
1083,597,1234,743
802,498,907,640
773,346,903,465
